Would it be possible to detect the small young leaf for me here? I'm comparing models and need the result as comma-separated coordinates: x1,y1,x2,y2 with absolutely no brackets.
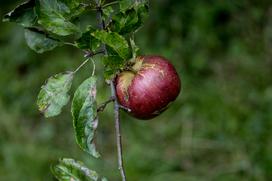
60,0,86,18
2,0,37,27
91,30,130,59
51,158,99,181
71,76,100,158
119,0,148,12
36,0,84,36
119,0,135,12
37,72,74,118
137,1,149,26
75,26,101,51
110,0,149,34
110,9,138,34
130,37,139,59
103,6,114,18
25,28,62,53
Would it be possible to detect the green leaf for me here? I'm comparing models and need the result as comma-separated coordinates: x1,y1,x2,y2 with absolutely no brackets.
25,28,62,53
60,0,86,18
111,9,138,34
71,77,100,158
91,30,130,59
75,26,101,51
102,54,125,80
119,0,135,12
37,72,74,118
103,6,114,19
51,158,99,181
36,0,84,36
119,0,148,12
89,31,131,79
2,0,37,27
137,1,149,26
111,0,149,34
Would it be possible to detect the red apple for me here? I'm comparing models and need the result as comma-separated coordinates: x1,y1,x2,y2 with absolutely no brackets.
115,55,181,120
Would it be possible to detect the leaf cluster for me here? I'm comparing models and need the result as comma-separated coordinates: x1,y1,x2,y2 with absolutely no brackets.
3,0,149,77
3,0,149,180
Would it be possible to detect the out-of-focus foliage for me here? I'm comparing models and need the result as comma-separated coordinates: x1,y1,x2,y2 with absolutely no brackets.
0,0,272,180
51,158,103,181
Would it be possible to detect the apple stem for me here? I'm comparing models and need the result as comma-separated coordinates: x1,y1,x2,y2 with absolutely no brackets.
95,1,127,181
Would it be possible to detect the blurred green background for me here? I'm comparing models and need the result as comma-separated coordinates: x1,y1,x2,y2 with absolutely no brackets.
1,0,272,180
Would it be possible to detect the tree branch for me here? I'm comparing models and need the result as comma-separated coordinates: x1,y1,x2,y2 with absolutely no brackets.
84,49,105,58
110,81,127,181
94,1,127,181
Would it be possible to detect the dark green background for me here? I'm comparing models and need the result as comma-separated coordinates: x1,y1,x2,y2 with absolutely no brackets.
1,0,272,180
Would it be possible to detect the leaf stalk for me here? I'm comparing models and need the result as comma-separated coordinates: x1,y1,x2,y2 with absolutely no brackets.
102,1,119,8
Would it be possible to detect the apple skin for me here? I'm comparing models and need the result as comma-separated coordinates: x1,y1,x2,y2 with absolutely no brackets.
115,55,181,120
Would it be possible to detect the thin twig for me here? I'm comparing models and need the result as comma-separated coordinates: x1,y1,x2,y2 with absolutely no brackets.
97,97,115,112
94,1,127,181
84,49,105,58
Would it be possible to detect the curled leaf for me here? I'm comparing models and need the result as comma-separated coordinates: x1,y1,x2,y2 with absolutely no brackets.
3,0,37,27
71,76,100,158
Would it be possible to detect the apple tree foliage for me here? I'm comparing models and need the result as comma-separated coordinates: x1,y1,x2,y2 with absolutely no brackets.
3,0,149,180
